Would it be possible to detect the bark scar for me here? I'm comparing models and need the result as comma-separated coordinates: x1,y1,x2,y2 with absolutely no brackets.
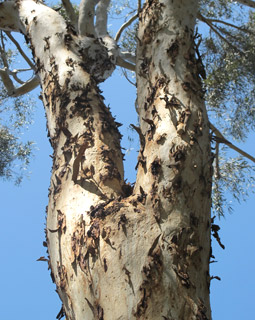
72,142,89,183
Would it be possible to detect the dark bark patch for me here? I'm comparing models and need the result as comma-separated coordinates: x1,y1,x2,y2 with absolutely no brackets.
166,39,179,64
137,186,147,204
196,298,209,320
121,182,133,197
173,264,190,288
57,262,67,290
151,158,161,176
134,288,148,317
118,213,127,234
96,304,104,320
103,258,108,272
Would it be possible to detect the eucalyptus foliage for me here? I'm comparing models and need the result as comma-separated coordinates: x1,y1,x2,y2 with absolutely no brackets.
0,33,34,184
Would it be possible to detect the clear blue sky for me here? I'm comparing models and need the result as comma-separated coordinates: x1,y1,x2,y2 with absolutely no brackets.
0,70,254,319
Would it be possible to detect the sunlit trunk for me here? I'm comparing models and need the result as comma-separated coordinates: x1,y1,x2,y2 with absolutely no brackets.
0,0,212,319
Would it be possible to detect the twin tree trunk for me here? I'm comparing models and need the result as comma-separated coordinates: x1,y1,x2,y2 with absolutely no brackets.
1,0,212,319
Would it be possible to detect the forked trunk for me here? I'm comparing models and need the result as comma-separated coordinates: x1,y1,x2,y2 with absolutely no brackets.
0,0,212,319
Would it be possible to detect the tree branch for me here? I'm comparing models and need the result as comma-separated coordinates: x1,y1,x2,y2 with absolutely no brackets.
5,32,35,69
210,122,255,163
0,68,39,97
61,0,78,28
116,56,135,71
115,13,138,42
0,68,15,95
234,0,255,8
119,51,136,64
95,0,110,36
197,13,255,36
78,0,99,36
198,14,245,55
12,76,40,97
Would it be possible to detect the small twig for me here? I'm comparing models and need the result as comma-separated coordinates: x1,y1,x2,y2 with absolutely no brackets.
210,122,255,163
198,14,245,55
115,13,138,42
5,32,35,69
122,68,136,86
198,12,255,36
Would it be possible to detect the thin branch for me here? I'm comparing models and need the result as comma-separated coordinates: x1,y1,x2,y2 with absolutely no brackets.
122,68,136,86
95,0,110,36
198,14,245,55
116,56,135,71
115,13,138,42
10,69,32,84
5,32,35,69
0,67,39,97
10,76,40,97
197,13,255,36
210,122,255,163
78,0,99,37
234,0,255,8
0,32,9,68
61,0,78,28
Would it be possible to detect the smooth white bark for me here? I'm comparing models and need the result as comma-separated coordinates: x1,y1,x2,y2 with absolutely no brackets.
78,0,98,36
0,1,212,319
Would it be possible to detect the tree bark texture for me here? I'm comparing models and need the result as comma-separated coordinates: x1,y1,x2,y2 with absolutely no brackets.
0,0,212,319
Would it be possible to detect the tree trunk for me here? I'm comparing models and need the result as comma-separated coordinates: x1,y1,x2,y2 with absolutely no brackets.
0,0,212,319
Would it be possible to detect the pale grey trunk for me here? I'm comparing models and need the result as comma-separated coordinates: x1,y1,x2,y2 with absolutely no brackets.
0,0,212,319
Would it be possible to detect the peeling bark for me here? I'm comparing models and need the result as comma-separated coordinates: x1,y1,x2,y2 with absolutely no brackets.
0,0,212,319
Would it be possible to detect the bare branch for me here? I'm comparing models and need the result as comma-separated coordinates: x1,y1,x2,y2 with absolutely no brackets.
210,122,255,163
78,0,99,37
198,14,245,55
115,13,138,42
122,68,136,86
95,0,110,36
0,67,39,97
61,0,78,28
0,68,15,95
116,56,135,71
11,69,33,84
13,76,40,97
5,32,35,69
197,13,255,35
234,0,255,8
0,32,9,68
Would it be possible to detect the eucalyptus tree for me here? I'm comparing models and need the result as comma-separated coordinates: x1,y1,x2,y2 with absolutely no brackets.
0,0,254,319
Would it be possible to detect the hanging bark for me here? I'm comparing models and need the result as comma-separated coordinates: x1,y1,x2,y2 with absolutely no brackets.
0,0,212,319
